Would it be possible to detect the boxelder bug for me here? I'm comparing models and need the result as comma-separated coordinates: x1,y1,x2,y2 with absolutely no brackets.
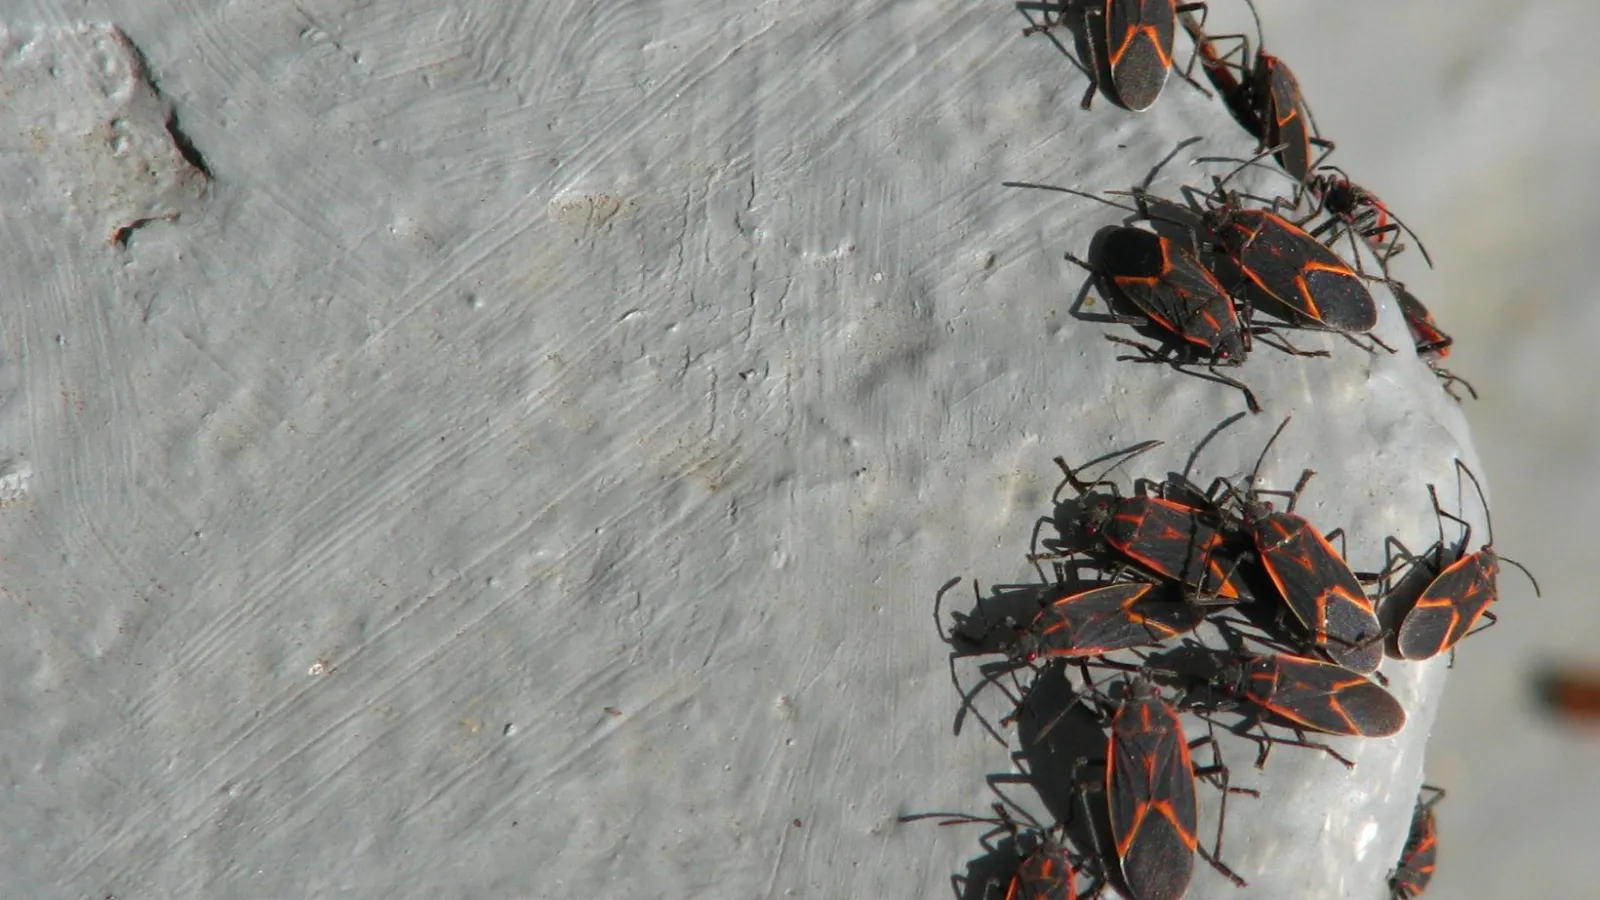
1095,677,1248,900
904,802,1076,900
1068,226,1247,361
1005,176,1339,411
1053,453,1256,603
999,581,1205,664
1393,461,1540,661
1208,652,1405,769
1098,495,1253,600
1024,1,1209,112
1088,1,1207,112
1179,1,1332,181
1219,418,1385,674
1064,225,1263,413
1303,167,1434,270
1392,283,1477,401
1394,286,1451,360
1390,786,1444,898
1187,173,1381,337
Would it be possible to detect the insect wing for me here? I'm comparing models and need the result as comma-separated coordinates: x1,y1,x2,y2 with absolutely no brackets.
1396,550,1498,660
1103,496,1250,600
1253,655,1405,737
1105,0,1179,111
1252,512,1383,673
1390,804,1438,898
1030,583,1202,658
1155,241,1248,357
1098,228,1245,356
1395,286,1453,359
1108,694,1197,900
1256,56,1312,179
1224,211,1377,333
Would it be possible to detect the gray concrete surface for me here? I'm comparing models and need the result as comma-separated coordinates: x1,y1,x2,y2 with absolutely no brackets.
0,0,1572,897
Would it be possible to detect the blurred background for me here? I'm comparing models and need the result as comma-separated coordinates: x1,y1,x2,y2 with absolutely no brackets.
1246,1,1600,895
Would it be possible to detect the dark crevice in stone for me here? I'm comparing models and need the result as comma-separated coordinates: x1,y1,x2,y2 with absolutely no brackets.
164,110,212,178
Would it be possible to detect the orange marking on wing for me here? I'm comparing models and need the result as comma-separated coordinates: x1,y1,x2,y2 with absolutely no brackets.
1151,800,1198,849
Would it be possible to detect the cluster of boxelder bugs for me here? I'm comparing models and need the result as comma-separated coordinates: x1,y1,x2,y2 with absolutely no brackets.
1014,0,1470,412
896,2,1526,896
907,412,1535,897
